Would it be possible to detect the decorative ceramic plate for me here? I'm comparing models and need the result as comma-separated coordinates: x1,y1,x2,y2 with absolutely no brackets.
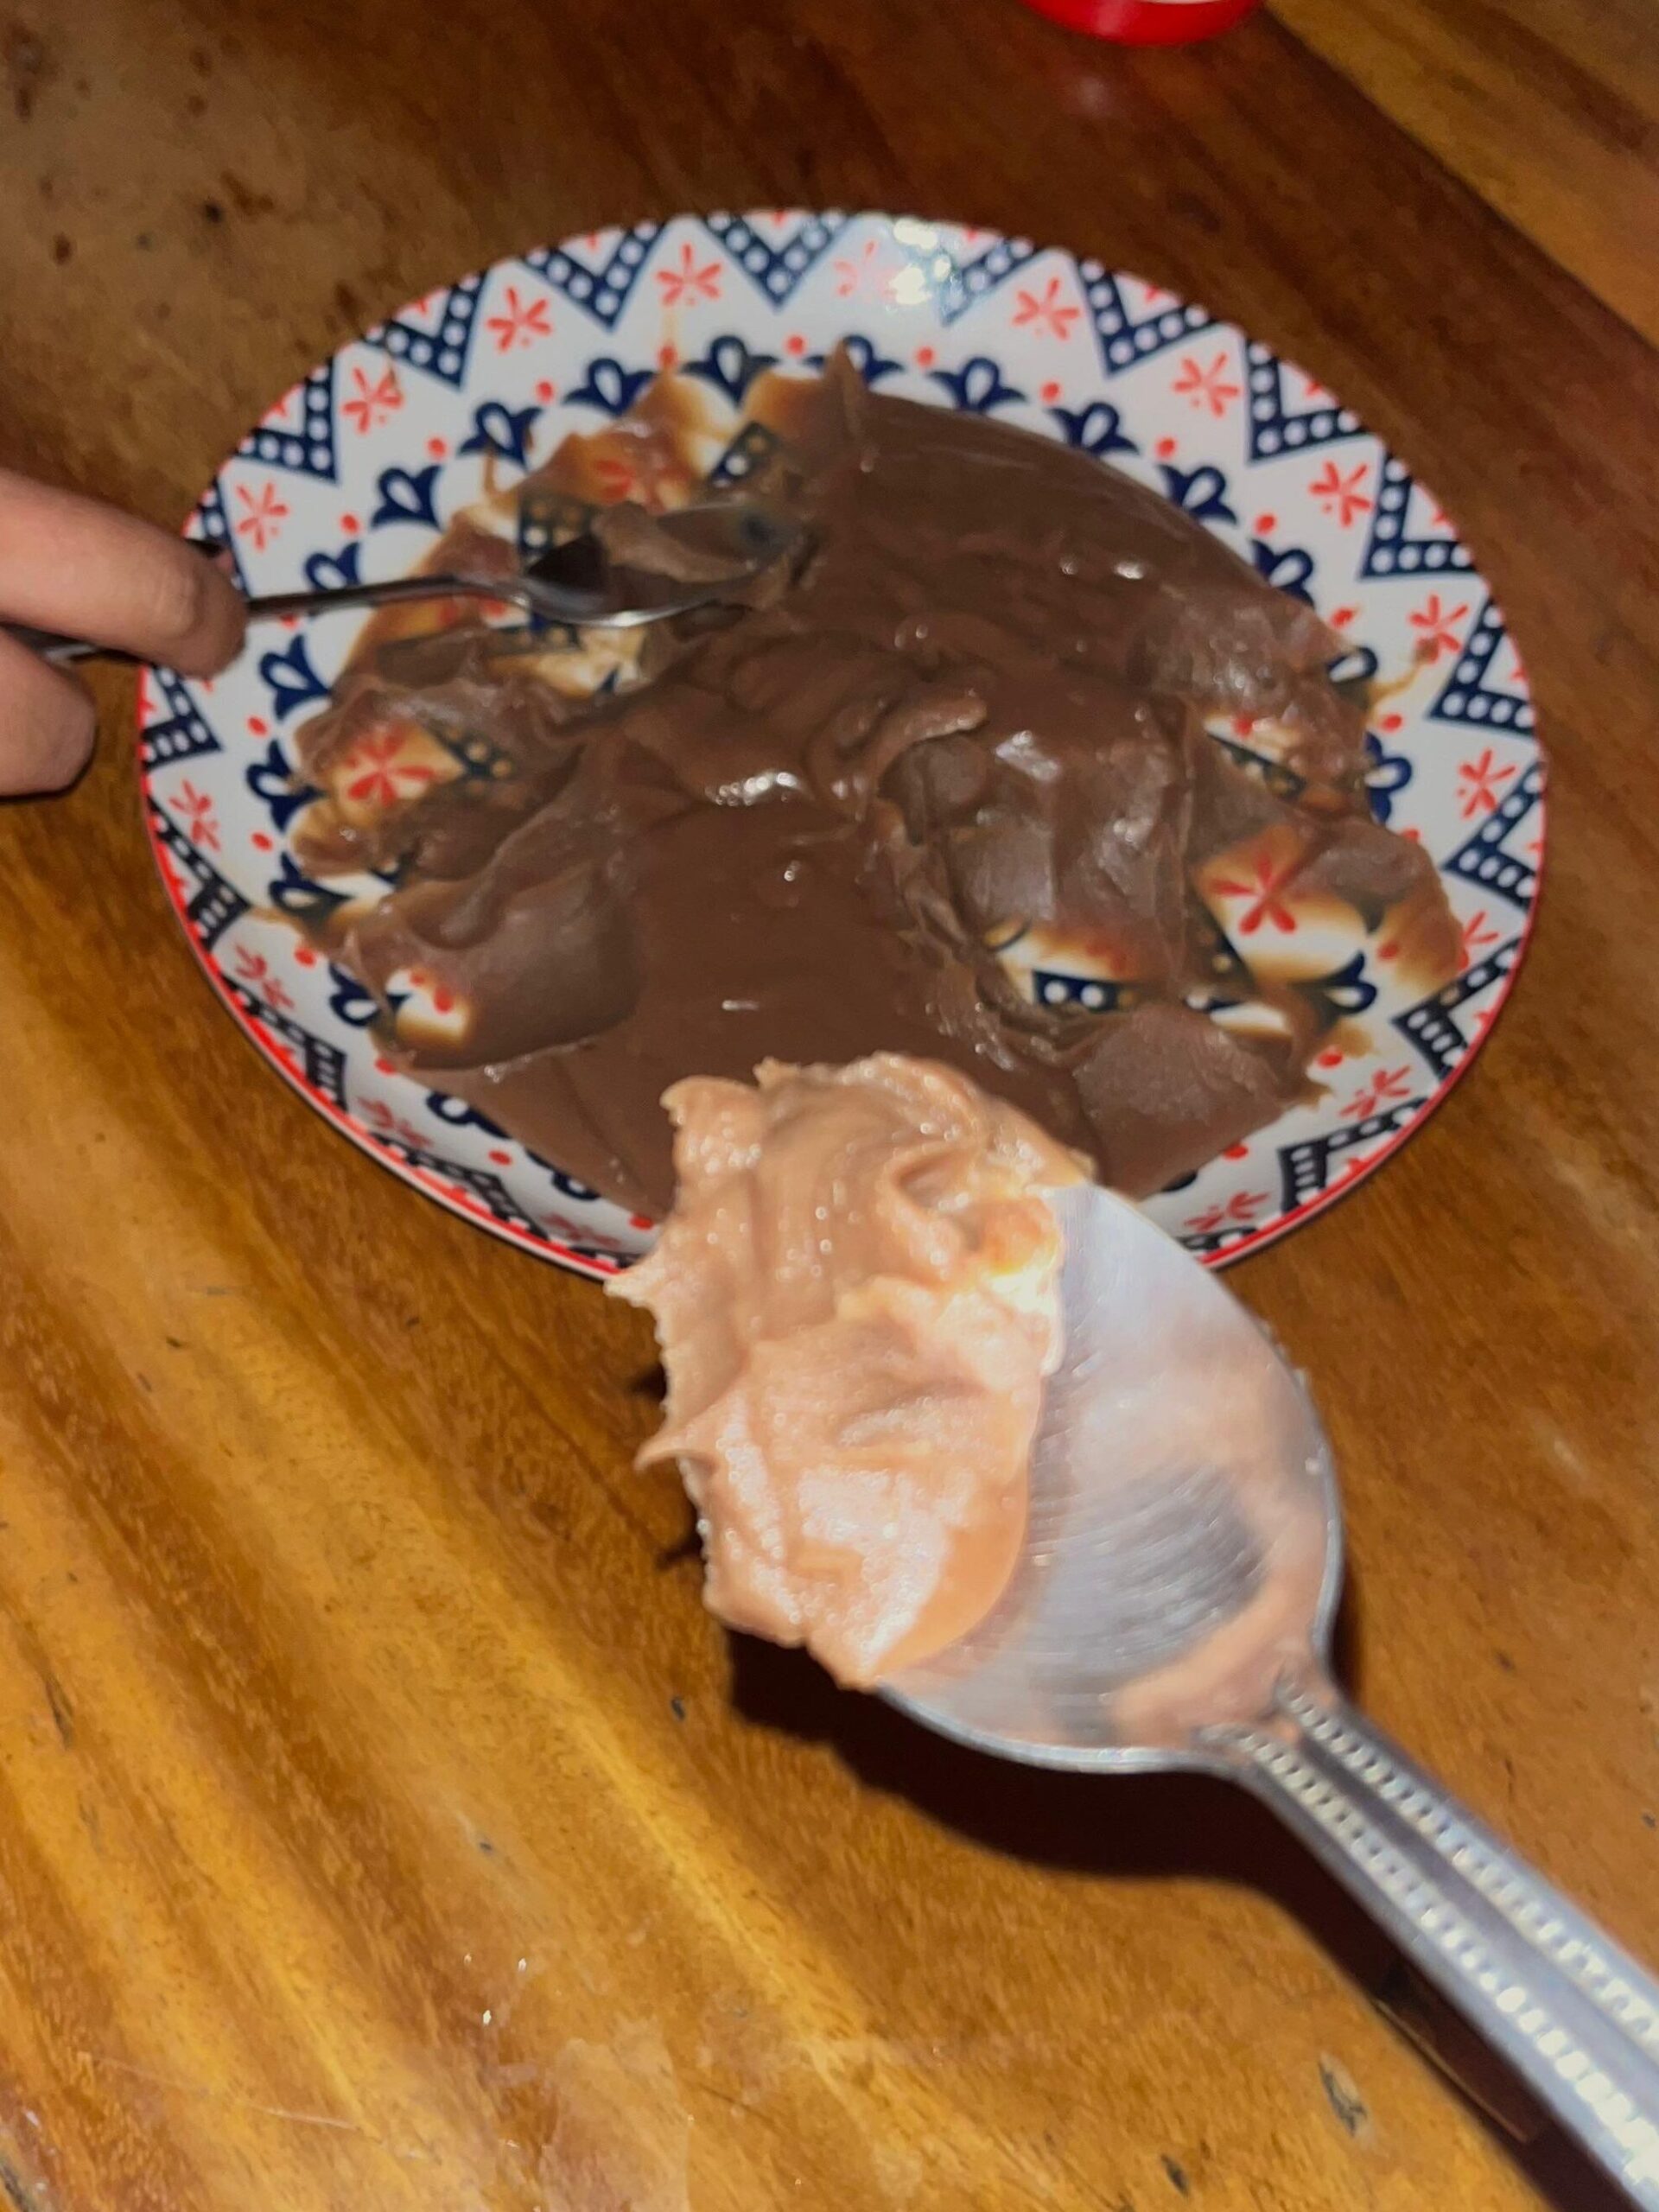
138,212,1542,1280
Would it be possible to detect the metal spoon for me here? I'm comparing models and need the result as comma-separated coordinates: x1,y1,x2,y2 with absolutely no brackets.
888,1184,1659,2206
6,501,803,669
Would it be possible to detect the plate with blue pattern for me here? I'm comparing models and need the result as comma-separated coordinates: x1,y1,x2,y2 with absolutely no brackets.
137,212,1542,1279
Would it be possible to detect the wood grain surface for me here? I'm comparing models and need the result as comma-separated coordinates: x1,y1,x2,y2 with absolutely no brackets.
2,3,1657,2208
1273,0,1659,350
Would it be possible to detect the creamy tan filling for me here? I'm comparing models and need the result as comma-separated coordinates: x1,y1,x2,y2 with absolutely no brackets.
612,1056,1088,1686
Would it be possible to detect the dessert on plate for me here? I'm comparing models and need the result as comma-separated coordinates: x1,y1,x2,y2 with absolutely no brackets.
289,350,1459,1218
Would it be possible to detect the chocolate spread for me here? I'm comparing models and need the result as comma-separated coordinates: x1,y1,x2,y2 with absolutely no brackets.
293,353,1458,1216
611,1056,1086,1686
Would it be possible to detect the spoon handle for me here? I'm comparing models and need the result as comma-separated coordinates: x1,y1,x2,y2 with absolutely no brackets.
1225,1680,1659,2206
3,575,515,670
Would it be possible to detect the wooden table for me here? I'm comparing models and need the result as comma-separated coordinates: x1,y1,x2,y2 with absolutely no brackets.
2,3,1656,2206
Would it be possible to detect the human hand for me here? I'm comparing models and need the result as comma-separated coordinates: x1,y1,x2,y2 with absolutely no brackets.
0,467,247,795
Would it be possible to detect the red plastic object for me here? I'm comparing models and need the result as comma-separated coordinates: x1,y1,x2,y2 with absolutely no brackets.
1020,0,1262,41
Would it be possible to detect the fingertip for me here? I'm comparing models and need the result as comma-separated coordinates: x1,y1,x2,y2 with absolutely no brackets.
0,647,96,795
168,557,250,677
154,548,249,677
0,475,250,671
42,685,98,790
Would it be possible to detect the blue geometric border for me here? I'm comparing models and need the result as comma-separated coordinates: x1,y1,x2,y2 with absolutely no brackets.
1393,937,1523,1081
236,362,337,482
365,273,486,389
1428,597,1535,734
140,672,220,772
1244,340,1362,461
1443,760,1544,912
522,224,662,329
149,798,248,952
1077,260,1213,375
1362,453,1475,580
704,212,849,304
1275,1095,1426,1216
934,235,1041,323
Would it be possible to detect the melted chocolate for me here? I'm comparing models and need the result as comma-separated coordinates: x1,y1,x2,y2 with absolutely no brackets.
295,355,1458,1217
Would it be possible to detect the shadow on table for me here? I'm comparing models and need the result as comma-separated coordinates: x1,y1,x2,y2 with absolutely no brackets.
728,1578,1627,2212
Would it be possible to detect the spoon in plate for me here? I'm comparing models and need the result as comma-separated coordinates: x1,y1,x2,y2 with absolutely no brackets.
5,500,804,668
888,1183,1659,2206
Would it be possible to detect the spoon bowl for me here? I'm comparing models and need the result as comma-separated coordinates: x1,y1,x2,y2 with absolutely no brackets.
890,1185,1659,2207
889,1184,1340,1770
